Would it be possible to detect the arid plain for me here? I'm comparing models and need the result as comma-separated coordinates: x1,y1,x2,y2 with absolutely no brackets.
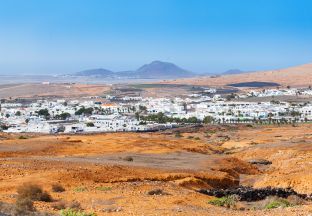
1,124,312,215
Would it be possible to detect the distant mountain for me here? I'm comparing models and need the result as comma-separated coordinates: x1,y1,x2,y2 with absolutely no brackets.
74,68,114,77
70,61,194,79
198,69,250,76
222,69,245,75
135,61,193,78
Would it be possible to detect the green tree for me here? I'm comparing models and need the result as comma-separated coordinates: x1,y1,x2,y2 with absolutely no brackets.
139,105,147,112
75,107,94,116
203,116,214,124
37,109,50,119
86,122,95,127
55,112,71,120
135,112,140,120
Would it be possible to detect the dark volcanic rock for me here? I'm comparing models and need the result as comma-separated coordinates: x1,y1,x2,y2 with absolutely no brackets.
198,186,309,202
227,81,280,88
248,159,272,165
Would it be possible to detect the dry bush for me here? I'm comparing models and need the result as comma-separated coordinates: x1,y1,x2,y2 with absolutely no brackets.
51,200,82,211
15,197,35,215
0,201,16,216
51,200,66,210
265,198,292,209
147,189,169,196
122,156,134,162
2,199,52,216
17,183,52,202
52,183,65,193
67,201,81,210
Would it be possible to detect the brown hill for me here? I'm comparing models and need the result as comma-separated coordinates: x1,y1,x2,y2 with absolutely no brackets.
162,62,312,87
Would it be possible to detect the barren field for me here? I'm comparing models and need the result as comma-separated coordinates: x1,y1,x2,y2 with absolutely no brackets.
162,62,312,88
0,83,111,99
1,124,312,215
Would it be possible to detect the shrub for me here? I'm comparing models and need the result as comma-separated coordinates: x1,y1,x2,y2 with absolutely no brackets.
203,116,214,124
187,136,194,139
52,183,65,193
122,156,133,162
0,201,15,215
36,109,50,119
15,197,35,214
0,124,9,130
208,195,239,208
60,208,96,216
17,183,52,202
265,199,292,209
96,186,112,191
73,187,87,193
51,200,66,210
86,122,95,127
18,135,28,139
147,189,168,196
67,201,81,210
40,191,53,202
175,131,182,138
194,137,200,140
287,195,306,205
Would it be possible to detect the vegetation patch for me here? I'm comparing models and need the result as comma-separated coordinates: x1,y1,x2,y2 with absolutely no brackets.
96,186,112,191
15,197,35,214
13,183,52,215
86,122,95,127
51,200,67,210
73,186,87,193
147,189,169,196
17,183,52,202
52,200,82,211
208,195,239,208
175,131,183,138
60,208,96,216
265,198,292,209
140,112,200,124
52,183,65,193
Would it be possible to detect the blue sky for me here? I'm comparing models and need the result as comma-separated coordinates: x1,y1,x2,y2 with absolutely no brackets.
0,0,312,75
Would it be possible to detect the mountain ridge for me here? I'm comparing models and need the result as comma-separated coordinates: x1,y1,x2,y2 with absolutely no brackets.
72,61,194,79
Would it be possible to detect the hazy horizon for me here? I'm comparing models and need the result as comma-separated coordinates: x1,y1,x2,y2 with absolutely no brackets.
0,0,312,75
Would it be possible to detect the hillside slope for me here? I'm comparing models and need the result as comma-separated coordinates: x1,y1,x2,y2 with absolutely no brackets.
162,62,312,87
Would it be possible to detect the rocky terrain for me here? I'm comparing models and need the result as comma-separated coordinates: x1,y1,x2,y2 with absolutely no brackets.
1,124,312,215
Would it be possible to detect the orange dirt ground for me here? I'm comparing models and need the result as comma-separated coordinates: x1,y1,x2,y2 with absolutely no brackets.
1,124,312,215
